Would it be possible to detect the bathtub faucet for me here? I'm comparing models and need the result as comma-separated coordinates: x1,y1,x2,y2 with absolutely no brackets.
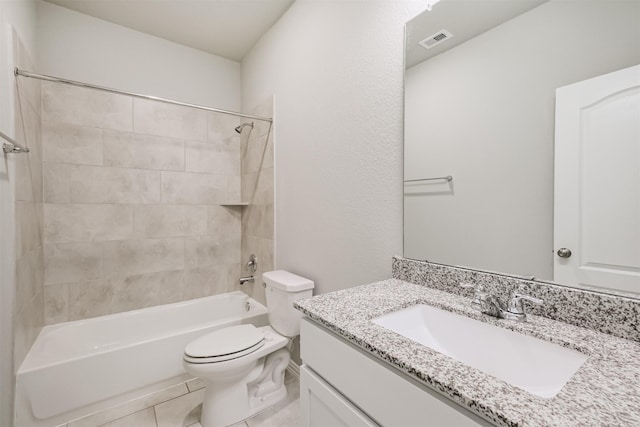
239,276,255,285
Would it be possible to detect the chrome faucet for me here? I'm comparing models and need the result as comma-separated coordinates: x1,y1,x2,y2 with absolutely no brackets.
239,254,258,285
459,283,543,322
239,276,255,285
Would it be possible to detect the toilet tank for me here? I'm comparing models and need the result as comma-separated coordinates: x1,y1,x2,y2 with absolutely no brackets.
263,270,314,337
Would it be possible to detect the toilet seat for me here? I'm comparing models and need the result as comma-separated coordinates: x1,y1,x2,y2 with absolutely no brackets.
184,324,265,364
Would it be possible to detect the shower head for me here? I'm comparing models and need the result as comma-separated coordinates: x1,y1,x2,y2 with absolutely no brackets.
234,122,254,134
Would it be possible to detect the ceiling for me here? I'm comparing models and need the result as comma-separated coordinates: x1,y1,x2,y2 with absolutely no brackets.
43,0,295,62
406,0,548,69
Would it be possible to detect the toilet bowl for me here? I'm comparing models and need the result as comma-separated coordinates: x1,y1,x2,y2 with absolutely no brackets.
183,270,314,427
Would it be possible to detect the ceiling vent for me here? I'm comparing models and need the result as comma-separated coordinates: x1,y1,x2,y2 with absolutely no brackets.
419,30,453,49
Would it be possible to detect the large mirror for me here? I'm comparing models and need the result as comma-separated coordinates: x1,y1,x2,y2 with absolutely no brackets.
404,0,640,295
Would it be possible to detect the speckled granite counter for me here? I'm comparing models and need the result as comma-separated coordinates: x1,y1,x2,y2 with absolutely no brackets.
294,279,640,426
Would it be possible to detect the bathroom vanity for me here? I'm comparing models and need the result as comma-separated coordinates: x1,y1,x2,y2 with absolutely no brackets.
299,317,489,426
295,258,640,426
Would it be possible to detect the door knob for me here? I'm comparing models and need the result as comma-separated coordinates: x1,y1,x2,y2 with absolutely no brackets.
557,248,572,258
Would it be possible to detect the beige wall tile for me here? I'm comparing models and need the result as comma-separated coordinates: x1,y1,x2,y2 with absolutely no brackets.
239,236,274,306
185,235,240,268
109,270,185,312
241,172,258,203
38,78,255,323
42,81,133,131
42,123,103,166
207,111,240,143
104,130,185,171
15,36,40,113
44,164,161,204
134,99,206,141
243,204,274,240
44,162,71,203
103,238,184,279
262,131,274,170
14,291,44,372
69,165,161,204
68,279,113,320
16,201,42,257
161,171,239,204
183,263,239,300
44,283,69,325
44,242,103,285
252,169,274,206
133,205,206,238
185,140,239,175
16,248,44,313
251,119,272,140
207,205,241,237
45,204,133,243
239,234,265,305
154,388,204,427
14,98,43,203
258,238,275,274
242,137,268,175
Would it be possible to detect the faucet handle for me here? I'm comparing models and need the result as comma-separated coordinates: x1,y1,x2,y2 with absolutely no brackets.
459,283,486,307
507,292,543,316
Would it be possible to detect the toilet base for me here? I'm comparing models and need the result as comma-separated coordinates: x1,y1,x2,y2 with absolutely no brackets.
199,348,291,427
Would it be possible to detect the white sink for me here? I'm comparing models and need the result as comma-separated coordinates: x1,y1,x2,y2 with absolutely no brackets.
371,304,587,398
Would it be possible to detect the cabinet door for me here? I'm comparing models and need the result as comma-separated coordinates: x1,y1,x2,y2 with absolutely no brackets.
300,365,378,427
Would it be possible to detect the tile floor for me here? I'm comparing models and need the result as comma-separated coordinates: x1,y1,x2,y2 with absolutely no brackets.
95,373,299,427
192,377,299,427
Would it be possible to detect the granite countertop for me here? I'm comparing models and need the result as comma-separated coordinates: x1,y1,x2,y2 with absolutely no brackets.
294,279,640,426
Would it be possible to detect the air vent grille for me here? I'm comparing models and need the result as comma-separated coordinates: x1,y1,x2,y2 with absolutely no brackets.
419,30,453,49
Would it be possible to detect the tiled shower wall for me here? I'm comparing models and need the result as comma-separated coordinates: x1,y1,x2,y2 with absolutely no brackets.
238,98,275,306
13,31,44,371
41,81,253,323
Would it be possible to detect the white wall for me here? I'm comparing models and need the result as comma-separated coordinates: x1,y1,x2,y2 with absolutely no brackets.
404,0,640,280
242,0,426,294
37,0,241,110
0,2,38,425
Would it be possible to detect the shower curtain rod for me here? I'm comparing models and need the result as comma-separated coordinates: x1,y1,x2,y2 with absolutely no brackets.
15,68,273,123
1,129,30,154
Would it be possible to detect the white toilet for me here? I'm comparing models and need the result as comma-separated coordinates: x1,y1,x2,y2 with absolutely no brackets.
183,270,314,427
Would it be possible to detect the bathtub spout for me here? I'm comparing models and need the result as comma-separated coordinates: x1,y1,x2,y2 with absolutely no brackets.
239,276,255,285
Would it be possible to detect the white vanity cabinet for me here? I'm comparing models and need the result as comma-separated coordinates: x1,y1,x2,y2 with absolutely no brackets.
299,317,492,427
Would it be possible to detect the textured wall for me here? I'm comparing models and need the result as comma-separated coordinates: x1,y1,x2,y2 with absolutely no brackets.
41,81,245,322
241,0,426,295
37,0,241,110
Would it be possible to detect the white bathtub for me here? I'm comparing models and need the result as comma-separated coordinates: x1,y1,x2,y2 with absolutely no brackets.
15,291,268,427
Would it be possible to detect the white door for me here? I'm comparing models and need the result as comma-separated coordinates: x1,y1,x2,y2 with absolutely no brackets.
554,64,640,293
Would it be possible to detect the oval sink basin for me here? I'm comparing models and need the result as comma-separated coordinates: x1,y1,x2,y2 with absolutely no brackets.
371,304,587,398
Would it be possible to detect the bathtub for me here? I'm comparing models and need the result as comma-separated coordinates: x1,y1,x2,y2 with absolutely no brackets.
15,291,268,427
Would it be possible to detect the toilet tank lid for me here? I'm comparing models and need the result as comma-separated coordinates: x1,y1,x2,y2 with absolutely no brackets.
263,270,314,291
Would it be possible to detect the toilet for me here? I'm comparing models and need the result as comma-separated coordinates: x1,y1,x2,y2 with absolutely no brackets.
183,270,314,427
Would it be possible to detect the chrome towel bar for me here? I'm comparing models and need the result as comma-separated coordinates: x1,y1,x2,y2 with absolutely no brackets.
404,175,452,183
0,130,30,154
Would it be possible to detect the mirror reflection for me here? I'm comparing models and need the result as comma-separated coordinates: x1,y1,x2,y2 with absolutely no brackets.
404,0,640,295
